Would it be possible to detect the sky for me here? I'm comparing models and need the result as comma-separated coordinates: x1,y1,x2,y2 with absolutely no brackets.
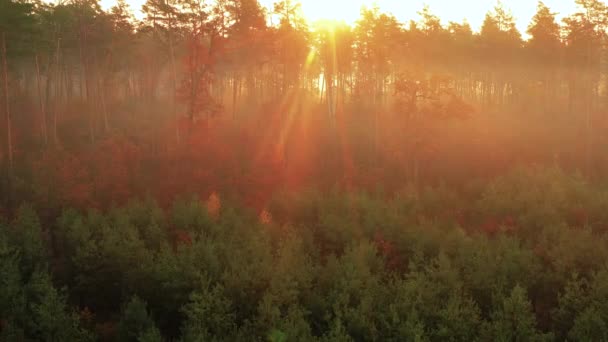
100,0,581,35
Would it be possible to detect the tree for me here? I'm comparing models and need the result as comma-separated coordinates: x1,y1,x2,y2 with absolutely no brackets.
391,74,472,187
478,1,522,106
0,0,37,205
483,285,552,341
563,0,607,175
142,0,183,141
180,284,236,341
0,211,92,341
557,270,608,340
26,271,94,342
9,204,47,273
526,2,562,110
272,0,309,93
417,6,451,69
273,0,305,30
117,296,161,342
354,6,402,104
218,0,267,114
315,21,354,125
177,0,221,124
527,2,561,62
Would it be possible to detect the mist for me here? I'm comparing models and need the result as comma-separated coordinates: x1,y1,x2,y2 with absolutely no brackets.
1,0,608,340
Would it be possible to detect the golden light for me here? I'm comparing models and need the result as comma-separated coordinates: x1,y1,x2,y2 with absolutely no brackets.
97,0,581,35
260,0,579,34
297,0,374,25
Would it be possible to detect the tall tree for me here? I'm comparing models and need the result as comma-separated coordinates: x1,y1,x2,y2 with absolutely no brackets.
272,0,308,93
315,21,353,125
479,1,522,106
527,1,562,110
142,0,183,141
563,0,607,175
354,6,402,104
0,0,36,206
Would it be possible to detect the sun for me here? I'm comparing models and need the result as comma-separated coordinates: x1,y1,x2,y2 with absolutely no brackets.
298,0,374,25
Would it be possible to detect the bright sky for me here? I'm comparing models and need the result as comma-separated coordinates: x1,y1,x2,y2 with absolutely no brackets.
101,0,580,34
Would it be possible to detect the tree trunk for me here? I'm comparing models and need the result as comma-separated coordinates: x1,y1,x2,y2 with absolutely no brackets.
100,73,109,133
168,23,180,143
326,73,335,127
2,32,13,205
232,72,238,120
79,21,95,144
96,53,109,133
53,38,61,147
36,54,48,146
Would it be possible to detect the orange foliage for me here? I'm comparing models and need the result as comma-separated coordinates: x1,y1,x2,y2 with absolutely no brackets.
95,321,117,341
259,209,272,225
79,307,94,323
206,192,221,219
174,230,193,247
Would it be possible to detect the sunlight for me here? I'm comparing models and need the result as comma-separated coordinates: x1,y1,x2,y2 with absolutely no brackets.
98,0,580,34
298,0,374,25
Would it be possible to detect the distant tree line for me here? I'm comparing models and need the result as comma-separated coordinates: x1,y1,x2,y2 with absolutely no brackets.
1,0,608,210
1,0,607,142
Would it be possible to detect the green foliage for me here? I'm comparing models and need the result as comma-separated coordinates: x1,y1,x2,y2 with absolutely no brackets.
268,328,287,342
3,168,608,340
0,0,38,58
0,218,92,341
118,296,161,342
8,204,47,273
181,284,236,341
555,269,608,340
482,285,552,342
25,272,93,342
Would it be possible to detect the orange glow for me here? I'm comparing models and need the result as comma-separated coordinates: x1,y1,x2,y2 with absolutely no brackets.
99,0,580,34
262,0,578,33
297,0,373,25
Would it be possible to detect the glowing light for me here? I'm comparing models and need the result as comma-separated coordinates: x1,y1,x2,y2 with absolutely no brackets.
261,0,579,33
97,0,580,34
298,0,374,25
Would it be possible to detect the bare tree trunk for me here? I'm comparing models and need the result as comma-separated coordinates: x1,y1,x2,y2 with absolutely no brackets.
319,74,325,103
79,21,95,144
2,33,13,204
100,73,109,133
53,38,61,147
585,71,592,177
168,23,180,143
36,54,48,146
232,72,238,120
95,53,109,133
326,73,335,128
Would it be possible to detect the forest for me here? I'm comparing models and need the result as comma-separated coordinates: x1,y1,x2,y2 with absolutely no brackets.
2,0,608,340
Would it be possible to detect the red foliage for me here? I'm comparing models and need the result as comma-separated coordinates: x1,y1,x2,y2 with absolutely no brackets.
95,321,117,342
173,229,193,248
90,137,141,205
79,306,95,331
54,152,95,208
206,192,221,219
569,208,590,228
480,218,500,236
374,232,401,271
480,216,519,236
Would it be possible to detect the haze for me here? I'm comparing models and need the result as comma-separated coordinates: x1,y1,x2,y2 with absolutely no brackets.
100,0,580,33
3,0,608,341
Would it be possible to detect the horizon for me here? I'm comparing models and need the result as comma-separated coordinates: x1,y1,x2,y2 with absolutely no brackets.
97,0,581,35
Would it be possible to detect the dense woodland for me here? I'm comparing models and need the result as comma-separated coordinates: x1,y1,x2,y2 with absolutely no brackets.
2,0,608,340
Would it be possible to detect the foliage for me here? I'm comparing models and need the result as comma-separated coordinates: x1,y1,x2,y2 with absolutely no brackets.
2,0,608,340
2,168,608,340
